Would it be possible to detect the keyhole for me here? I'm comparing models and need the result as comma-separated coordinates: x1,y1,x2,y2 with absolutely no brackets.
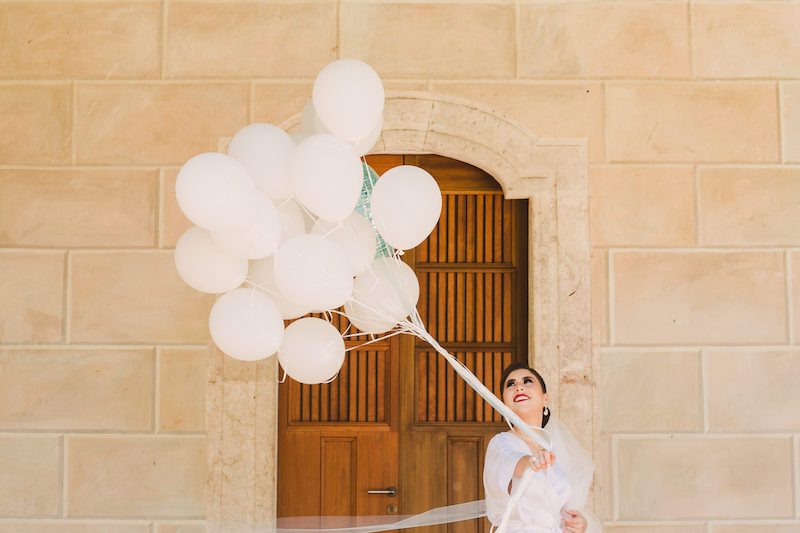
386,503,398,515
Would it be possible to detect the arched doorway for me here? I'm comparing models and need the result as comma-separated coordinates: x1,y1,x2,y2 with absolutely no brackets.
277,154,529,532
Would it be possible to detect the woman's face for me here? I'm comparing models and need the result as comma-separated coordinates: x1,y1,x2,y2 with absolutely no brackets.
501,368,548,421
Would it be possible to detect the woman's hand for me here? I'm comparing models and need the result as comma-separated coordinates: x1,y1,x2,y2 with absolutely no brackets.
562,510,587,533
528,449,555,472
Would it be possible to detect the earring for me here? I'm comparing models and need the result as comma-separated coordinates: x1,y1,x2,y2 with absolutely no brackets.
543,406,549,416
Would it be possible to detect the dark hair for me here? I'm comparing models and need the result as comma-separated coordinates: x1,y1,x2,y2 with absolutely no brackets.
498,362,550,427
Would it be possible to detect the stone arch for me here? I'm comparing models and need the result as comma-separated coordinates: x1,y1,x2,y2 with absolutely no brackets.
206,92,593,526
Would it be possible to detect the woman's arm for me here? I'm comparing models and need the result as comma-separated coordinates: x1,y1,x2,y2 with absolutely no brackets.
508,450,556,492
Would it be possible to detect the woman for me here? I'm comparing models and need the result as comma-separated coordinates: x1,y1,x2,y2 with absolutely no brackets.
483,362,594,533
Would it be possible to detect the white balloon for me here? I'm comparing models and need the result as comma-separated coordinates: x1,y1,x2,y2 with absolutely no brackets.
311,212,377,276
274,234,354,311
175,153,258,231
174,226,248,294
290,134,363,222
350,257,420,326
278,317,345,385
276,197,307,246
344,298,397,335
248,256,310,320
290,131,312,145
313,59,384,143
227,124,295,200
210,192,281,259
300,99,330,135
209,288,284,361
353,114,383,157
370,165,442,250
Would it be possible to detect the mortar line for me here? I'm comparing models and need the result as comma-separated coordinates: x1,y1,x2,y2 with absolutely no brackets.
687,0,695,81
161,0,168,80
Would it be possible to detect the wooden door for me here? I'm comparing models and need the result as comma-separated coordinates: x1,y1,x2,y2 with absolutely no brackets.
278,155,528,530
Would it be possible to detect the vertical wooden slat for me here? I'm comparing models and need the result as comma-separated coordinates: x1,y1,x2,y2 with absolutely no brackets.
339,352,349,421
427,352,437,422
358,350,367,422
377,350,386,422
348,353,358,421
457,195,466,262
475,352,484,422
311,382,320,422
455,352,465,421
476,273,484,343
485,352,494,421
465,352,475,421
447,271,455,342
456,272,465,342
437,350,446,421
466,272,475,343
447,195,456,262
484,272,493,344
503,198,513,263
367,351,376,422
467,195,476,263
485,194,493,262
494,195,503,263
493,352,503,421
419,271,429,326
476,195,485,262
330,361,340,422
494,272,503,343
320,380,330,422
503,274,513,343
416,352,426,422
429,272,438,338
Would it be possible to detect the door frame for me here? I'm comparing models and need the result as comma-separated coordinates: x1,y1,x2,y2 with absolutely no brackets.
204,93,593,527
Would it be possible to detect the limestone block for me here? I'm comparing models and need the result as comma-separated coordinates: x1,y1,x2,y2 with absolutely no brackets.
220,382,257,523
0,169,157,247
613,252,786,345
606,528,704,533
601,350,701,433
156,526,206,533
253,83,314,127
618,437,794,519
794,252,800,342
591,251,608,346
693,3,800,78
0,525,149,533
160,348,207,432
431,82,604,162
0,84,70,164
699,167,800,246
707,350,800,431
161,169,192,248
518,3,690,79
75,84,249,165
70,252,214,343
590,166,695,246
0,435,60,516
607,84,779,163
0,252,63,343
783,83,800,163
166,2,336,78
67,436,205,517
714,527,800,533
0,3,160,79
0,349,152,431
340,2,514,78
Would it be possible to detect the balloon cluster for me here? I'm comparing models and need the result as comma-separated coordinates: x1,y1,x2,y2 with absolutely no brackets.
174,59,442,385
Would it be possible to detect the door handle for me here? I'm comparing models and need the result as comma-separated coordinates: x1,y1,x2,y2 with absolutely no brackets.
367,486,397,497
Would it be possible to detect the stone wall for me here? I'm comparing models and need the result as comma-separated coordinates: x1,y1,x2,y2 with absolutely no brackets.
1,1,798,531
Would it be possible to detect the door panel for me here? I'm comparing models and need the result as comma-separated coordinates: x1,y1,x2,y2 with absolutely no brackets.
278,155,528,532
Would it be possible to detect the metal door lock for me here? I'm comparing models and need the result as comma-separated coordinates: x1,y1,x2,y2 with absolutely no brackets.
386,504,398,515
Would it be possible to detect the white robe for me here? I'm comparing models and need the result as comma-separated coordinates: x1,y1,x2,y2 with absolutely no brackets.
483,431,572,533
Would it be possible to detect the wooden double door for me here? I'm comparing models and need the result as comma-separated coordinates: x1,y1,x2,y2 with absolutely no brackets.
277,155,529,532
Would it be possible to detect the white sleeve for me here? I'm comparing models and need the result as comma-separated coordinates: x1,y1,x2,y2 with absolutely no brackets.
483,434,529,524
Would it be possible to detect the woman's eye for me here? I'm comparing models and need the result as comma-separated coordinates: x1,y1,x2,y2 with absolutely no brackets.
524,377,533,383
505,381,514,388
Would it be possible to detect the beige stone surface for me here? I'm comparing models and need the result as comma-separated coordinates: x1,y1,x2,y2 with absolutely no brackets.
70,252,214,343
431,82,604,162
167,2,336,78
794,252,800,343
589,166,695,246
75,83,249,165
253,83,314,127
340,2,515,79
0,3,160,79
783,83,800,163
601,350,701,432
0,349,152,430
0,169,157,247
0,84,70,164
161,169,192,248
518,3,690,79
607,84,779,163
618,437,794,519
699,167,800,246
713,527,800,533
0,435,60,516
68,436,206,517
160,348,207,432
156,525,206,533
707,350,800,431
614,252,787,345
693,3,800,79
591,250,608,346
0,525,149,533
606,528,705,533
0,252,64,343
